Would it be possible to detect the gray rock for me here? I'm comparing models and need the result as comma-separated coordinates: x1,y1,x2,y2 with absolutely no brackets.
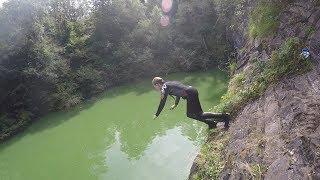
265,156,290,180
308,9,320,25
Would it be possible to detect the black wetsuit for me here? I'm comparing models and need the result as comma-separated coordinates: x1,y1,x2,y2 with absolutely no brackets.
154,81,229,127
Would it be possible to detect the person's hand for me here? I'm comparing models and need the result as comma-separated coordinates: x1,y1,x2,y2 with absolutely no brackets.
153,115,158,120
170,104,176,110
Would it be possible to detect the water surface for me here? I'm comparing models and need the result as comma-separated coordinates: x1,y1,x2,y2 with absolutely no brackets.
0,70,228,180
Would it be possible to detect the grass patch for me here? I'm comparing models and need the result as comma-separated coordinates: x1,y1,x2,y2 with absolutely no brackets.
190,129,229,180
214,37,313,113
248,2,281,38
305,25,316,38
250,163,268,180
228,60,237,76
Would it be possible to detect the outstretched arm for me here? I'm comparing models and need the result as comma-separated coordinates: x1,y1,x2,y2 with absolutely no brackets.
155,93,168,117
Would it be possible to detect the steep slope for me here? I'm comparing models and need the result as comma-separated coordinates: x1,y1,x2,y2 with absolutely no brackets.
190,0,320,179
222,69,320,179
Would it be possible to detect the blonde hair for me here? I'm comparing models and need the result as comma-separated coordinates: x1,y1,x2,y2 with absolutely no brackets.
152,77,164,86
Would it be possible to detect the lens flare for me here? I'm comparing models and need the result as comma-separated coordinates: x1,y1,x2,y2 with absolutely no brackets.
161,0,172,13
160,15,170,27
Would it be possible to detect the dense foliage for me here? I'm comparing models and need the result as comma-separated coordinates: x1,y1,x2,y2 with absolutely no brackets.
0,0,232,139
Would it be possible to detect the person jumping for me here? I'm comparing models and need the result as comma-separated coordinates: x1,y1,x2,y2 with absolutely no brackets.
152,77,230,129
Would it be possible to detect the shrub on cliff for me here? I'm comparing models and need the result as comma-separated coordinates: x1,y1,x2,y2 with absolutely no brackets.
214,37,313,113
248,2,281,38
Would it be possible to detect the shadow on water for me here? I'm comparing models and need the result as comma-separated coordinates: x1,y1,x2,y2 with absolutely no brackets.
0,81,144,154
0,103,92,153
0,79,155,150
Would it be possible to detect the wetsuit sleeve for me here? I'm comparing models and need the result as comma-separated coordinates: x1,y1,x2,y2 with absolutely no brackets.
155,85,169,117
174,97,180,106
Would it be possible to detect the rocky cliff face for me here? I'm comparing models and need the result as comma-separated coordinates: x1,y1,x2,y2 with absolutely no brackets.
190,0,320,179
222,0,320,179
221,69,320,179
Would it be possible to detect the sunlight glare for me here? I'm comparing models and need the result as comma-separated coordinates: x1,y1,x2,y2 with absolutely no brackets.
161,0,172,13
160,15,170,27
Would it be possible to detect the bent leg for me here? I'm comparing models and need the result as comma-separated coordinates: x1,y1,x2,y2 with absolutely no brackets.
187,113,217,129
185,87,229,128
185,87,217,128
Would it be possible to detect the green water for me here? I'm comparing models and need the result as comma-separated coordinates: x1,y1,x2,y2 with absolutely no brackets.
0,70,228,180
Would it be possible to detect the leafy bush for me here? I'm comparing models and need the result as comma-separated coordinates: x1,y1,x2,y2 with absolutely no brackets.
52,81,82,109
265,37,313,81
